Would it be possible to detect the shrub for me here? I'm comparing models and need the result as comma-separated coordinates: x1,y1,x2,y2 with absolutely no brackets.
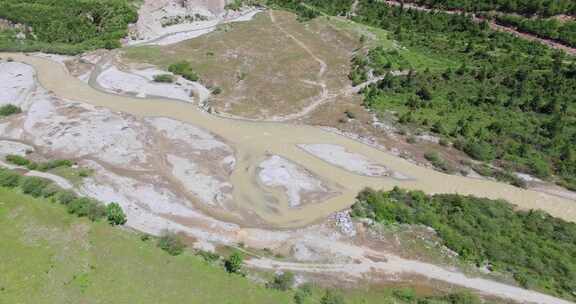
197,250,220,263
153,74,174,83
40,184,61,198
106,202,127,225
54,190,77,205
320,290,346,304
6,154,30,166
224,250,243,274
0,104,22,116
464,141,495,161
211,86,222,95
267,271,294,291
168,62,199,81
36,159,73,172
87,203,106,222
0,169,20,187
157,231,186,256
20,177,51,197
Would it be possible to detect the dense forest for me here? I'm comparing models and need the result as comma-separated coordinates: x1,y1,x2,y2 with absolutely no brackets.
495,15,576,47
403,0,576,16
270,0,576,190
0,0,137,54
351,187,576,301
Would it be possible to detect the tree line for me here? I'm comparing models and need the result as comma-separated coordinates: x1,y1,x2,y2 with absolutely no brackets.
352,187,576,301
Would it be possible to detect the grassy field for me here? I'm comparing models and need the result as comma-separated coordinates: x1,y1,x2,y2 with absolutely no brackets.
0,187,292,304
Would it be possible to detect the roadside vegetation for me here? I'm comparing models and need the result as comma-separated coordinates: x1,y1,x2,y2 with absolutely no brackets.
351,187,576,301
0,0,137,54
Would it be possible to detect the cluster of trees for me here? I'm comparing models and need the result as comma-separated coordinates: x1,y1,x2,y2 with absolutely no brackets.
496,15,576,47
343,0,576,190
405,0,576,16
0,0,137,54
352,187,576,300
0,167,126,225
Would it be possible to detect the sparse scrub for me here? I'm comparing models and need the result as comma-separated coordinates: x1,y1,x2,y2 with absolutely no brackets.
424,151,455,174
157,231,186,256
0,169,20,187
267,271,294,291
153,74,174,83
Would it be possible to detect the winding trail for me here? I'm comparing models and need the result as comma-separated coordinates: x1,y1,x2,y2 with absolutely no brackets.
7,53,576,229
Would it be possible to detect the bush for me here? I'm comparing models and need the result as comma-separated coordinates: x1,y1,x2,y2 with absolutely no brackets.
267,271,294,291
211,86,222,95
153,74,174,83
20,177,51,197
320,290,346,304
67,197,105,221
464,141,495,161
40,184,61,198
0,169,20,187
106,202,127,225
157,232,186,256
54,190,77,205
0,104,22,116
224,250,243,274
168,62,199,81
197,250,220,263
6,154,30,166
36,159,73,172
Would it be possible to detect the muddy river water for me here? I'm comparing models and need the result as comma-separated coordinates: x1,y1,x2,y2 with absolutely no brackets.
7,53,576,227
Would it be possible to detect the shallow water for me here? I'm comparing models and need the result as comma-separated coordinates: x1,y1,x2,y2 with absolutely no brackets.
6,53,576,227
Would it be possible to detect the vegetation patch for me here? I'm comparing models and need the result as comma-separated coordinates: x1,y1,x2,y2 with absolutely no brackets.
0,104,22,117
352,187,576,300
0,0,137,54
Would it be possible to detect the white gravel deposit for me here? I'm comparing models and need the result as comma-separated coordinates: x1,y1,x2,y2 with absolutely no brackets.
0,61,36,108
258,155,329,208
96,66,198,102
298,144,390,177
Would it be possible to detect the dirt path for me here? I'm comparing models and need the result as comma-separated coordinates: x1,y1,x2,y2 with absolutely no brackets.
246,257,572,304
383,0,576,56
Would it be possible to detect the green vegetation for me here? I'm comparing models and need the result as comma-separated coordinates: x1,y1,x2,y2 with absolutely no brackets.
271,0,576,190
157,231,186,256
0,166,125,225
265,0,354,20
106,202,127,225
424,151,455,174
152,74,175,83
0,0,137,54
6,154,74,172
168,61,200,81
350,1,575,189
352,187,576,300
0,104,22,117
496,15,576,47
405,0,576,16
268,271,295,291
225,250,244,274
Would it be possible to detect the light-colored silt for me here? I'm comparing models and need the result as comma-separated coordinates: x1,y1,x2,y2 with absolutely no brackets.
6,53,576,227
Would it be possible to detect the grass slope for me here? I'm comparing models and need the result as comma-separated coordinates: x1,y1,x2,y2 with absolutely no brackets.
0,187,291,304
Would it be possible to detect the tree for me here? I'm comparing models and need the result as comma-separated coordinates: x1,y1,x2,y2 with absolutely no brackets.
106,202,127,225
225,250,243,274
